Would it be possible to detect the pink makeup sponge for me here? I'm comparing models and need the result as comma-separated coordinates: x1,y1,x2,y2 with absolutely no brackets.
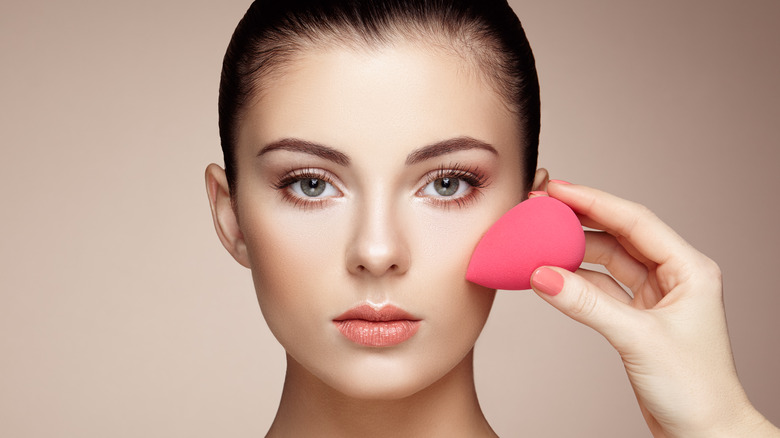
466,196,585,290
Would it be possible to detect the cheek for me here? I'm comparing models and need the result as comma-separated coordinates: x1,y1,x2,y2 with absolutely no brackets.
239,204,350,341
406,206,501,332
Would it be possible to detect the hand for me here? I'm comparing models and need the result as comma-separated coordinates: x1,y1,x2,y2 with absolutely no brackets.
528,181,779,438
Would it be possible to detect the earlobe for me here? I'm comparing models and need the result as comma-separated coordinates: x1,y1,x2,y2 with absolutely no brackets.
205,163,251,268
532,168,549,192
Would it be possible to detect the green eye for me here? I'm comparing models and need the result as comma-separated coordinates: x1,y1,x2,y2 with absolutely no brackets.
300,178,327,197
433,178,459,196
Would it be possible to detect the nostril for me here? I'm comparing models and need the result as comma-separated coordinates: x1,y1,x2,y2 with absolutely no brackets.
353,263,400,275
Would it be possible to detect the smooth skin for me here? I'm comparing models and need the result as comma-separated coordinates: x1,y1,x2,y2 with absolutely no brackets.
207,42,548,437
530,183,780,438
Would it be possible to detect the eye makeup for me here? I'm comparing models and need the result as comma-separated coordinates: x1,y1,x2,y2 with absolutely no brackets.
271,167,343,210
270,162,491,211
416,163,490,209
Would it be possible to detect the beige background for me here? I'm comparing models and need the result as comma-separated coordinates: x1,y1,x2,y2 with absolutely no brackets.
1,1,778,436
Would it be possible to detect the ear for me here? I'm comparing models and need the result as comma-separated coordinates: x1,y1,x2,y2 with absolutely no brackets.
205,163,251,268
531,167,549,192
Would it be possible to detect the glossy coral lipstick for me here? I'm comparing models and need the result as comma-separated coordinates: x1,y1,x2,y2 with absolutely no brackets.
333,304,421,347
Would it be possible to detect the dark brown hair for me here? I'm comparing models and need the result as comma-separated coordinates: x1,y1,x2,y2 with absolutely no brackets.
219,0,540,193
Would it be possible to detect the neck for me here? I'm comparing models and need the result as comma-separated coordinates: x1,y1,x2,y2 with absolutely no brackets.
266,349,497,438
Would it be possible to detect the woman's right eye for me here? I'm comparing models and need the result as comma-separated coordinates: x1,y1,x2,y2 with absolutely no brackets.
289,178,339,198
272,169,344,209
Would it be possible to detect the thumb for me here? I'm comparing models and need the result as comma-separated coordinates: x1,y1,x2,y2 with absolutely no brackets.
530,266,641,349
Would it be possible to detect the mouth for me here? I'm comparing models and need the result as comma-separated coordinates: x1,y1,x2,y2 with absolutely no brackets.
333,304,421,347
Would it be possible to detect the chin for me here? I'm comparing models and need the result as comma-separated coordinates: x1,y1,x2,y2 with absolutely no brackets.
298,345,471,401
333,377,428,401
324,371,439,401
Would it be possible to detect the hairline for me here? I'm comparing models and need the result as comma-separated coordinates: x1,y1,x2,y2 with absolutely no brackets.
242,26,522,118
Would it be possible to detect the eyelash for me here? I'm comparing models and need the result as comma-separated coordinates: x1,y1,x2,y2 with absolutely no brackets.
271,163,490,210
272,168,341,210
418,163,489,209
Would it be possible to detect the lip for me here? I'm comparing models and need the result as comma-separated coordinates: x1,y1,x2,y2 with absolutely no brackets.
333,304,421,347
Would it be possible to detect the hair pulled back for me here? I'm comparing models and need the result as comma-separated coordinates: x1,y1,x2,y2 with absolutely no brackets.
219,0,540,193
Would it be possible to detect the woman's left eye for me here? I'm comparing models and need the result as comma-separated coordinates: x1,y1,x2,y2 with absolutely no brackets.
421,177,472,198
416,166,489,207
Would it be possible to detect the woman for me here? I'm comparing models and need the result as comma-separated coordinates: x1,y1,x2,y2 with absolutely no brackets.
205,0,779,436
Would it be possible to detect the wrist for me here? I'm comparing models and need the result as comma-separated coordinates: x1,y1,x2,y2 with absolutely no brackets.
676,404,778,438
726,407,780,438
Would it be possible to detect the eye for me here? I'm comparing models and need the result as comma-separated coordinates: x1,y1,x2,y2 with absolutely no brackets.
290,178,339,198
272,169,344,209
416,164,490,209
421,177,471,198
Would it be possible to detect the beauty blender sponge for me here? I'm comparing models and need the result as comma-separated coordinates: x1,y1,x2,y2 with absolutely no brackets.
466,196,585,290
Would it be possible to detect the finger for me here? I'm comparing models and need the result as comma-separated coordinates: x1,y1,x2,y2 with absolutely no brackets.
584,231,652,290
531,266,645,350
585,231,669,309
528,190,548,199
578,216,654,266
575,215,656,267
615,235,655,268
547,181,694,266
574,213,606,231
576,267,633,304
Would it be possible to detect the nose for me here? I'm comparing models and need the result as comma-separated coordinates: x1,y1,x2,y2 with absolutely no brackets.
346,200,411,277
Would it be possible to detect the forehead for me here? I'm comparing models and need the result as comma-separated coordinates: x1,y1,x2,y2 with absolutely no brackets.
237,42,521,163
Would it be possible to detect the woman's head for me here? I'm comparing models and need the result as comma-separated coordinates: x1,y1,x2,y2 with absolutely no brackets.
206,0,545,400
219,0,540,197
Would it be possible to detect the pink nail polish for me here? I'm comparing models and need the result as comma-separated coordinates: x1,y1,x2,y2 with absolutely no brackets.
549,179,572,185
532,267,564,296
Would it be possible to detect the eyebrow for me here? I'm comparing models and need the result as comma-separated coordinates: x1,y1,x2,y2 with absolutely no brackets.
405,137,498,165
257,138,351,166
257,136,498,167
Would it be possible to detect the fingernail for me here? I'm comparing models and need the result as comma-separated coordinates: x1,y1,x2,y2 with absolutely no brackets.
549,179,572,185
532,267,564,296
528,190,548,198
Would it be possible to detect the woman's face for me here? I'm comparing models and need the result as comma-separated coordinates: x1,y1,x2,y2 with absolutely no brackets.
225,42,526,399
